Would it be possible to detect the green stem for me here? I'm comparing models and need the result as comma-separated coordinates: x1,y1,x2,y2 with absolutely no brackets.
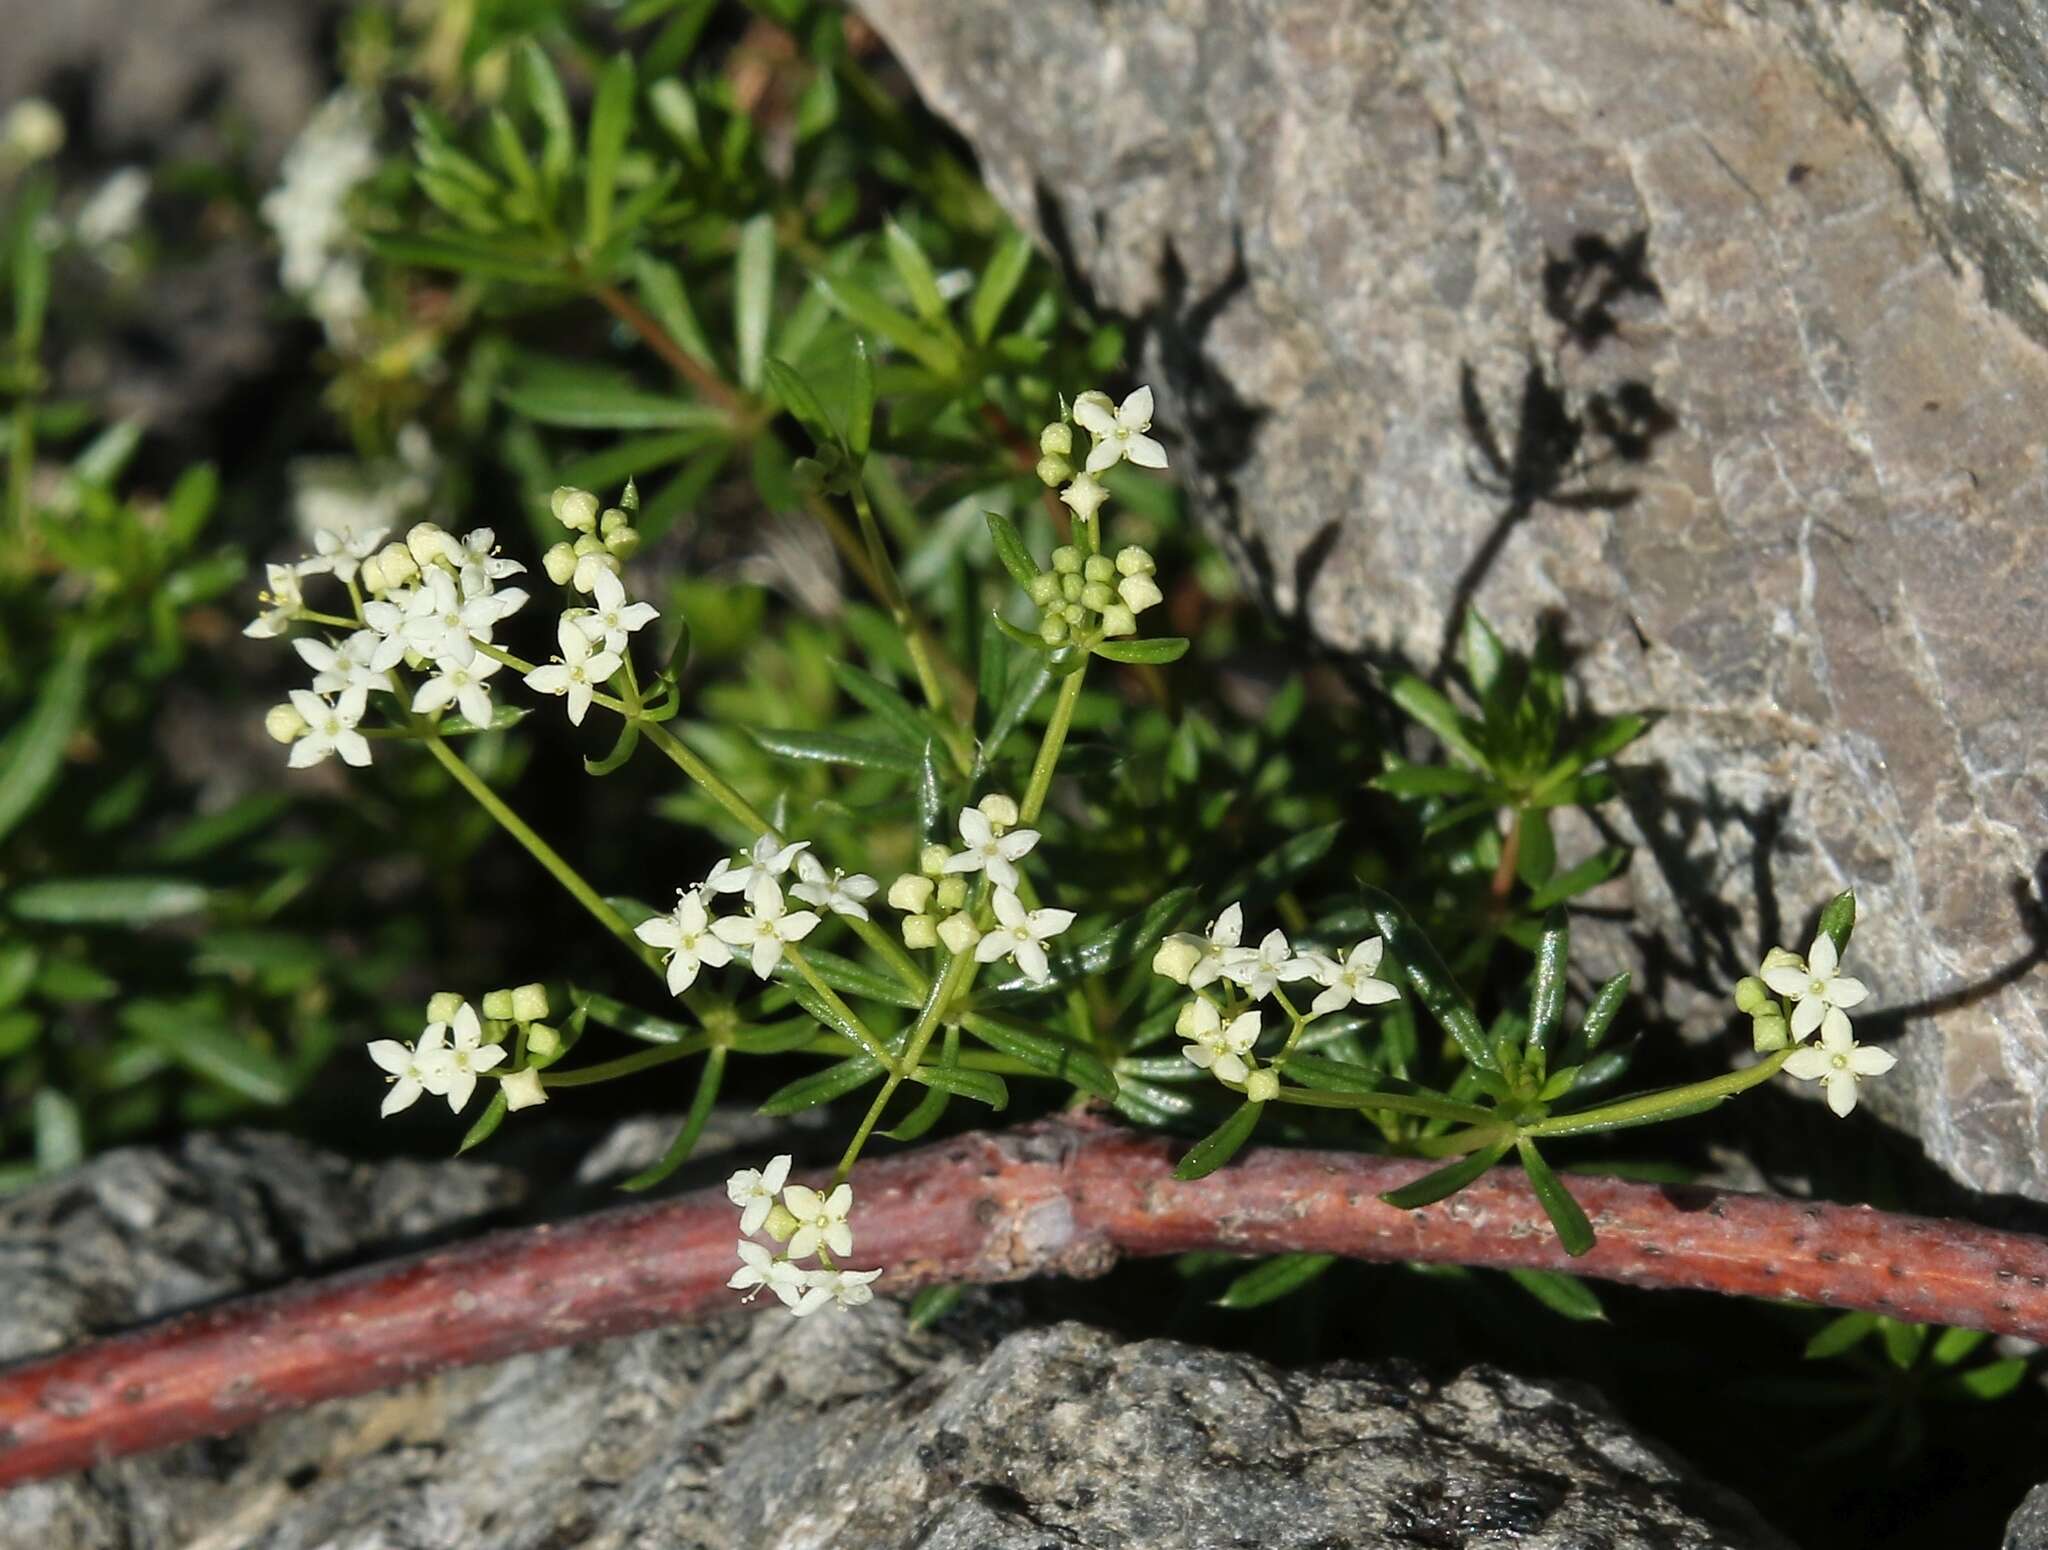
542,1041,703,1087
1020,666,1086,825
422,734,662,978
782,944,896,1068
637,717,775,836
833,948,978,1182
1521,1050,1792,1140
8,401,32,553
1269,1086,1496,1124
847,476,957,742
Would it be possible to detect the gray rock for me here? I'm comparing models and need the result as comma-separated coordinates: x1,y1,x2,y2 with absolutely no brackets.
0,1129,1788,1549
858,0,2048,1200
2011,1482,2048,1549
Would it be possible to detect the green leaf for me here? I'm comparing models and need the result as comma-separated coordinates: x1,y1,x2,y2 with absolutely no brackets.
520,39,574,190
733,213,776,391
1953,1356,2031,1401
584,53,636,248
1880,1318,1927,1369
0,941,36,1011
848,336,875,460
572,987,695,1045
0,636,90,845
763,356,837,444
747,726,921,775
1517,1138,1595,1256
977,654,1051,774
1575,972,1630,1053
1380,1141,1511,1210
1174,1100,1264,1181
1533,1091,1724,1138
969,232,1034,346
499,374,727,431
960,1014,1118,1100
1360,888,1494,1071
584,718,642,777
1385,675,1487,769
908,1283,963,1329
367,232,571,287
1369,762,1488,799
1092,637,1190,665
883,220,947,322
1803,1310,1878,1359
1524,847,1630,911
885,1028,956,1141
1505,1267,1606,1321
11,173,53,352
1515,808,1556,888
120,999,294,1106
758,1054,885,1115
1461,611,1507,698
1215,1253,1337,1309
811,272,959,377
1818,890,1856,959
975,617,1009,739
622,1046,727,1190
148,793,290,864
33,1089,82,1174
985,510,1039,589
629,254,716,366
777,946,920,1009
1528,907,1569,1061
908,1063,1008,1109
1931,1326,1990,1367
10,877,208,925
458,1089,510,1154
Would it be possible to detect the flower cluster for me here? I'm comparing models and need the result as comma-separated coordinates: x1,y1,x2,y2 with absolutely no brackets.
366,985,562,1118
261,89,380,347
1028,388,1167,643
885,795,1074,980
1154,903,1399,1100
725,1155,883,1316
1737,931,1893,1116
637,835,877,995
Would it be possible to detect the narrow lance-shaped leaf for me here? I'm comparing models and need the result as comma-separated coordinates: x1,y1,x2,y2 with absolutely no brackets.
830,659,931,750
572,987,695,1045
1360,887,1496,1072
1524,846,1630,912
1817,889,1856,959
960,1014,1118,1101
1380,1139,1512,1210
733,214,776,391
1527,907,1569,1062
583,53,636,248
1505,1268,1606,1322
1215,1253,1337,1310
1175,1099,1265,1181
917,738,944,842
1575,972,1629,1055
0,636,90,845
518,40,575,192
758,1054,886,1116
969,231,1034,346
985,510,1040,590
458,1089,510,1155
907,1063,1008,1110
1093,637,1190,666
621,1046,727,1190
584,718,641,777
763,357,837,446
848,336,875,460
883,220,947,322
1385,674,1489,770
1517,1137,1595,1256
747,726,922,775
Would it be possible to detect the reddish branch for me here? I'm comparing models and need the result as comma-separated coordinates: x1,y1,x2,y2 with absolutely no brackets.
6,1112,2048,1488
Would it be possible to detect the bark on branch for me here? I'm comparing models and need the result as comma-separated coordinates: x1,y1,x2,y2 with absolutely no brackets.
6,1112,2048,1488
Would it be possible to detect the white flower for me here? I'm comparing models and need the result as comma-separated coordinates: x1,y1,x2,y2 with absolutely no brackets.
975,887,1077,983
792,1266,883,1316
399,565,505,668
1302,938,1401,1018
781,1181,854,1259
434,1002,506,1113
576,566,661,654
729,1241,808,1308
459,527,526,581
573,549,618,594
1783,1019,1896,1117
1059,471,1110,523
1179,1000,1261,1085
294,630,385,694
636,889,733,996
710,875,821,979
459,560,528,625
523,616,622,725
1222,928,1315,1002
358,589,417,671
286,687,371,769
1156,903,1246,990
790,853,880,922
726,1154,792,1236
706,835,812,896
366,1025,452,1117
943,805,1041,891
1073,386,1167,473
1759,933,1870,1044
499,1067,548,1111
244,562,307,638
412,654,503,729
305,524,387,586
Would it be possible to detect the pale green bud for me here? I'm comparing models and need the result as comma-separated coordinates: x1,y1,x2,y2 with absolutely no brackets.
600,507,630,537
763,1202,800,1243
1099,603,1138,637
604,527,640,560
479,988,516,1021
2,100,65,166
903,913,939,950
1733,976,1772,1016
511,983,549,1023
377,542,419,586
552,486,599,531
937,912,982,954
573,533,606,556
1062,602,1086,626
1174,998,1212,1037
1761,946,1804,976
1051,545,1083,575
620,479,640,514
888,874,935,913
543,542,577,585
936,876,968,912
920,844,952,878
525,1023,562,1060
1036,454,1072,487
1154,937,1203,984
1244,1068,1279,1103
358,553,389,593
1039,422,1073,458
406,521,458,570
1083,554,1116,584
1026,572,1061,608
1118,573,1164,613
427,991,467,1025
1115,545,1155,578
977,793,1020,830
1060,573,1085,604
1752,1011,1791,1053
264,703,307,744
1081,581,1117,612
1039,614,1070,645
500,1067,548,1110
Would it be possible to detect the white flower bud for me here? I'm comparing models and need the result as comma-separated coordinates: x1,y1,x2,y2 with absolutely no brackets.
377,542,420,587
480,988,516,1021
359,553,389,594
427,991,466,1024
500,1067,548,1110
551,486,599,531
1733,976,1772,1015
2,99,65,165
573,548,619,593
1752,1012,1791,1053
935,876,969,912
1061,601,1086,626
264,703,308,744
526,1023,562,1060
1081,581,1117,612
1061,573,1085,603
1083,554,1116,584
600,507,630,537
406,521,457,570
1039,422,1073,458
543,542,577,585
605,527,640,559
1174,998,1212,1036
1154,937,1204,984
511,983,549,1023
977,793,1020,831
1244,1068,1279,1103
1072,389,1115,424
888,874,936,913
1036,454,1072,487
1115,545,1155,578
903,913,939,950
937,913,983,954
920,844,952,878
1039,615,1069,645
1117,573,1164,613
1099,603,1138,637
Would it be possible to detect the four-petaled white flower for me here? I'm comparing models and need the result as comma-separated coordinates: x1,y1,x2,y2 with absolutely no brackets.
1783,1019,1896,1117
306,525,387,585
412,654,502,729
636,889,733,996
710,875,821,979
726,1154,792,1236
943,805,1040,891
294,630,385,695
1073,386,1167,473
1302,938,1401,1017
1760,932,1869,1044
1222,927,1314,1002
577,566,661,654
459,527,526,581
365,1025,451,1117
287,687,371,768
793,1266,882,1316
523,616,622,725
1179,1000,1262,1085
781,1181,854,1259
706,835,811,895
729,1241,809,1308
433,1001,506,1113
1157,903,1245,990
400,566,500,668
975,887,1077,983
790,852,879,921
244,563,307,638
